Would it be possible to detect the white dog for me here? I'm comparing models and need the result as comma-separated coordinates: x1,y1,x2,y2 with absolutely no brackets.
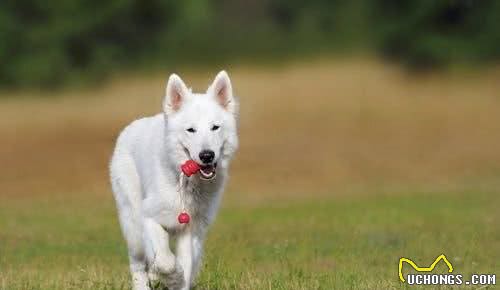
110,71,238,290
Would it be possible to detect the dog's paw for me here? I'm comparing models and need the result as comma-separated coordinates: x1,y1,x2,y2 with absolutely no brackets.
149,263,185,290
164,263,185,290
148,271,166,290
148,279,166,290
150,254,177,276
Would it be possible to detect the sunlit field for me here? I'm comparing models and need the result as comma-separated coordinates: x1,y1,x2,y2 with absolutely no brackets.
1,59,499,289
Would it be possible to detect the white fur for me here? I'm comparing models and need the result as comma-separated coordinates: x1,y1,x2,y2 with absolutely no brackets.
110,71,238,290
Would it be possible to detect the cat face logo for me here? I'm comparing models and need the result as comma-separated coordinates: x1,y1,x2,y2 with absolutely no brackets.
399,254,454,282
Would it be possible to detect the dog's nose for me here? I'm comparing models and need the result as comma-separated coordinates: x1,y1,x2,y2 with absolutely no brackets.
199,150,215,164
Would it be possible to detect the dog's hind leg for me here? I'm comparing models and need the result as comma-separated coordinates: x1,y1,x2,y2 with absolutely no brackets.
111,151,150,290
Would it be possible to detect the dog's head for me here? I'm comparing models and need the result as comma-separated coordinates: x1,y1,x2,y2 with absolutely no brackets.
163,71,239,180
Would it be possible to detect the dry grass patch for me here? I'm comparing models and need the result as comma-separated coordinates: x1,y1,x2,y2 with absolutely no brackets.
1,59,500,200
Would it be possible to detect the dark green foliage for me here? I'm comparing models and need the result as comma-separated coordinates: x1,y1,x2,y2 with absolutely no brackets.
0,0,499,88
370,0,500,69
0,0,180,88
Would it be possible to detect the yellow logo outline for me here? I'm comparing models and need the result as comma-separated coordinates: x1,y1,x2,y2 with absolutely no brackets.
398,254,454,282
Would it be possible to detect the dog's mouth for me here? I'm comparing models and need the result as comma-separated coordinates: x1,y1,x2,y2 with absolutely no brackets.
181,145,217,180
199,163,217,180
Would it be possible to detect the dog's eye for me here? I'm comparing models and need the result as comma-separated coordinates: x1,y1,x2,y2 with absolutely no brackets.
211,125,220,131
186,128,196,133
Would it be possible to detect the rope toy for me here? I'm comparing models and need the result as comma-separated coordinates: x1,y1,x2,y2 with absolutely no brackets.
177,160,201,224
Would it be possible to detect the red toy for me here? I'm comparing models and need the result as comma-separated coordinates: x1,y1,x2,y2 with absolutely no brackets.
178,212,190,224
181,160,200,177
178,160,199,224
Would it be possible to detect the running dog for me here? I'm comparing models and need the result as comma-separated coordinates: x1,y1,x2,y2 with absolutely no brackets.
110,71,239,290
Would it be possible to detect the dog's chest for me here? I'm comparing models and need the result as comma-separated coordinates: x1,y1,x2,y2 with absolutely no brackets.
181,180,219,220
145,180,220,231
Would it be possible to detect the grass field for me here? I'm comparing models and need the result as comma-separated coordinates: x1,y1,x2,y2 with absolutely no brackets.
1,58,499,289
1,190,498,289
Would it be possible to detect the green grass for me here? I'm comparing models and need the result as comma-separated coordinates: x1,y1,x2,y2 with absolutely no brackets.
0,190,498,290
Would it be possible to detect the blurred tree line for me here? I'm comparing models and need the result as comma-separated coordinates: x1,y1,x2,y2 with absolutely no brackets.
0,0,499,88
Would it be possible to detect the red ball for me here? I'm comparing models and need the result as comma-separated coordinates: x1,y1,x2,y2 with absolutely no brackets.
178,212,190,224
181,160,200,177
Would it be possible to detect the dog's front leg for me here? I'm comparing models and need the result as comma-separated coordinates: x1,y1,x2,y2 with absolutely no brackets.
176,227,193,290
143,218,184,289
190,228,206,286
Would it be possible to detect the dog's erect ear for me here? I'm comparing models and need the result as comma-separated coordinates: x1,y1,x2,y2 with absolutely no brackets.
164,74,189,115
209,70,236,114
